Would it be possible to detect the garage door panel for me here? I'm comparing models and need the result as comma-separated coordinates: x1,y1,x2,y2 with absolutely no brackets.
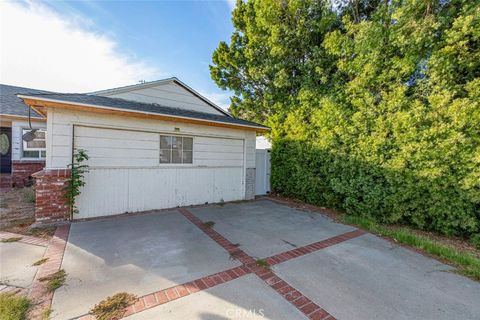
80,148,158,160
75,136,157,150
173,169,215,206
76,169,129,218
127,169,177,212
194,144,244,153
75,126,156,141
195,136,243,146
74,126,246,219
213,168,244,202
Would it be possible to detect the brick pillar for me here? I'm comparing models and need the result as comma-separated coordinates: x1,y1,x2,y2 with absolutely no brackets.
245,168,256,200
32,169,71,223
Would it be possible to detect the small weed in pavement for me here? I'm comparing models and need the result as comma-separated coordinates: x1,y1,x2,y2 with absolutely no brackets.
256,259,270,269
32,258,49,266
1,237,22,243
203,221,215,228
39,270,66,292
41,307,52,320
28,226,56,238
90,292,137,320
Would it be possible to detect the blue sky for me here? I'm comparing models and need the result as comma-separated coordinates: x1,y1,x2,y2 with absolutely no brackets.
1,0,235,109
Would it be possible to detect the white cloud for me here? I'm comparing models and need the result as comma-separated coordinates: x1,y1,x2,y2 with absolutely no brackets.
225,0,236,10
199,90,232,111
0,1,159,93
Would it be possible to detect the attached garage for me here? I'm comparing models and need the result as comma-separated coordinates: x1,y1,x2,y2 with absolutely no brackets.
74,125,246,218
18,79,268,221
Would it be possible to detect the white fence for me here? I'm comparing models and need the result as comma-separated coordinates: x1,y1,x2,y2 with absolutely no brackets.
255,149,271,195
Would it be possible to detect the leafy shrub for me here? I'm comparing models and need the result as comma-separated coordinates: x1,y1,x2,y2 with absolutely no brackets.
471,234,480,250
272,139,479,237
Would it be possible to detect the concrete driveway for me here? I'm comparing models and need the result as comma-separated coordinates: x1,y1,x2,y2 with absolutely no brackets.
51,200,480,320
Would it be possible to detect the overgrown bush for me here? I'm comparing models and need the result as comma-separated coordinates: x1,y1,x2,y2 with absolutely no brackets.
0,293,30,320
272,139,479,237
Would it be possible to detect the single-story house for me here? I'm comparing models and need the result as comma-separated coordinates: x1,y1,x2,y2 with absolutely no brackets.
10,78,268,222
0,85,51,188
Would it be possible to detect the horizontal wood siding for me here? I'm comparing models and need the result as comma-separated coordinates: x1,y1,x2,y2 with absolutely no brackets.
99,82,224,115
76,167,244,218
47,108,255,169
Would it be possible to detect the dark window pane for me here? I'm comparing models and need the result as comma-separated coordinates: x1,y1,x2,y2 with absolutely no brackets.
172,136,182,150
159,149,171,163
160,135,172,149
182,151,192,164
40,151,46,158
183,137,193,151
172,149,182,163
23,150,40,158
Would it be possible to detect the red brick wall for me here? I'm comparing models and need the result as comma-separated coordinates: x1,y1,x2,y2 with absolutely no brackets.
12,160,45,187
32,169,71,222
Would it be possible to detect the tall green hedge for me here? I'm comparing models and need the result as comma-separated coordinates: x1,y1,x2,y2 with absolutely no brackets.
272,139,479,237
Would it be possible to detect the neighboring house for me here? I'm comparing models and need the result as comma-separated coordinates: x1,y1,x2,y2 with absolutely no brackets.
15,78,268,222
256,136,272,150
0,85,52,188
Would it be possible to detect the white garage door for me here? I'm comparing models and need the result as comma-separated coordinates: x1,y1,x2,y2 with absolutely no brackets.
74,126,245,219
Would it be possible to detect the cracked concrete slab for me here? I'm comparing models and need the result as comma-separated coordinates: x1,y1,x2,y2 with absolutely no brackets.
51,210,240,320
189,200,355,258
125,274,304,320
274,233,480,320
0,242,45,288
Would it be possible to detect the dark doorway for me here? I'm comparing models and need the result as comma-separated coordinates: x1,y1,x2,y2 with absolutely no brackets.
0,127,12,173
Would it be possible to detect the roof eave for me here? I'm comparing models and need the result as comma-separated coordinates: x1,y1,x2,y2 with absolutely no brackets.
0,114,46,121
17,95,269,133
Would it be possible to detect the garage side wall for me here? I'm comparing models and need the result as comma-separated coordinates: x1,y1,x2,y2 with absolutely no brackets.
42,108,256,219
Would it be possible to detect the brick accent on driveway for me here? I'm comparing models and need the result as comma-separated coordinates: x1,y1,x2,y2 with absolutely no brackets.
0,231,50,247
178,208,358,320
71,207,363,320
75,265,253,320
264,229,365,266
28,224,70,319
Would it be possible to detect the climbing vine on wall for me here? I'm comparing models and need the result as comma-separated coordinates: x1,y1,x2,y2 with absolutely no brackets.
64,149,89,219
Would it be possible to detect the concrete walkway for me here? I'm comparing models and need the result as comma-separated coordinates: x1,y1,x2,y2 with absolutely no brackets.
0,241,45,288
49,200,480,320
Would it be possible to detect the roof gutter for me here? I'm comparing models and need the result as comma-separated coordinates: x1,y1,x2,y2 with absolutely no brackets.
17,95,269,132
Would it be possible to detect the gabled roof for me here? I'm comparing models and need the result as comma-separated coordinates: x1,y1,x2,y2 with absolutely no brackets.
18,92,269,132
92,77,231,117
0,84,53,119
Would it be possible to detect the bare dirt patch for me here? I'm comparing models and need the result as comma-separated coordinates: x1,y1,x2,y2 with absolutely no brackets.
0,187,54,238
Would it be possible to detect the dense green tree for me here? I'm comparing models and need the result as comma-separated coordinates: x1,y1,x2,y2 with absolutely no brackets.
210,0,338,123
211,0,480,237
